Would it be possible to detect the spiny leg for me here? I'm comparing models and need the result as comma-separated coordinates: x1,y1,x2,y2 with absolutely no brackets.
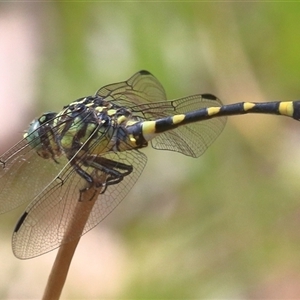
70,154,133,199
84,155,133,192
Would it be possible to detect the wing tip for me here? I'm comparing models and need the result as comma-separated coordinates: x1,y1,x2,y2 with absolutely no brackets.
139,70,152,76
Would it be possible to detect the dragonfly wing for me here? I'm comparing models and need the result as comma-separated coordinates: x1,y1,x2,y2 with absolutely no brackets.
0,138,67,214
132,94,227,158
151,95,227,157
84,150,146,231
97,72,226,158
12,149,147,259
96,70,167,107
151,118,226,158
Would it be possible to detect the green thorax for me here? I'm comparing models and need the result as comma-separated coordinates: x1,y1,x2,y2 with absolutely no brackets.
54,96,143,158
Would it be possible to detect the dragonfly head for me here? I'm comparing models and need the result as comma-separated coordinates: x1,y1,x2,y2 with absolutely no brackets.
24,112,61,160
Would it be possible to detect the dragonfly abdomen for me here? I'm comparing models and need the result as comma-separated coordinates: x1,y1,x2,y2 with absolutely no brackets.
215,101,293,117
204,101,300,120
125,100,300,145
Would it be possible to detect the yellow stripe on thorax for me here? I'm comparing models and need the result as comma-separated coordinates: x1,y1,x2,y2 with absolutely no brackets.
117,115,127,124
95,106,105,112
107,109,117,116
279,101,294,117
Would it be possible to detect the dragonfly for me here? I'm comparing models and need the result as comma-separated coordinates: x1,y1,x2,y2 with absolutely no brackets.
0,70,299,259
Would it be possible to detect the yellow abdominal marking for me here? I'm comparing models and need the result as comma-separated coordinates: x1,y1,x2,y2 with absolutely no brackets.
142,121,156,135
243,102,256,111
279,102,294,117
207,107,221,116
172,114,185,124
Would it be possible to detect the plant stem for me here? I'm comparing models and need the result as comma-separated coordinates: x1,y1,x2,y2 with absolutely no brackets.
42,185,101,300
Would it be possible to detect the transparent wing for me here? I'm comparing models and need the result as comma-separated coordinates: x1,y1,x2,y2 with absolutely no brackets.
0,130,68,214
12,149,147,259
132,94,227,158
96,70,167,106
97,71,226,158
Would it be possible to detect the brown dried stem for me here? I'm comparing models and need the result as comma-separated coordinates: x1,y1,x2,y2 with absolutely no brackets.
42,182,103,300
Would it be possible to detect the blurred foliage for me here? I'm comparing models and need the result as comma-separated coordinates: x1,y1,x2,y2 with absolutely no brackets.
1,2,300,299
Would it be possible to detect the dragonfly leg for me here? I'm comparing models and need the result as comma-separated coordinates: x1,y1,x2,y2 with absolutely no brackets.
69,158,94,185
69,154,133,201
84,155,133,193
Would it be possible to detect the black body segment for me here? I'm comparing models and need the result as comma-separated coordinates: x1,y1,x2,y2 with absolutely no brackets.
133,100,300,142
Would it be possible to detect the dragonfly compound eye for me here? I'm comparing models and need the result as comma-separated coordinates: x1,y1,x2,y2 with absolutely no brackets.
24,112,58,154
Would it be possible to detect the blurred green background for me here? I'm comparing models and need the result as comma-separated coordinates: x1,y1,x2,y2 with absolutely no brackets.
1,2,300,299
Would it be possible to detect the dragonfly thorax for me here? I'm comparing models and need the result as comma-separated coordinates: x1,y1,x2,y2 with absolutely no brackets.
54,100,135,158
